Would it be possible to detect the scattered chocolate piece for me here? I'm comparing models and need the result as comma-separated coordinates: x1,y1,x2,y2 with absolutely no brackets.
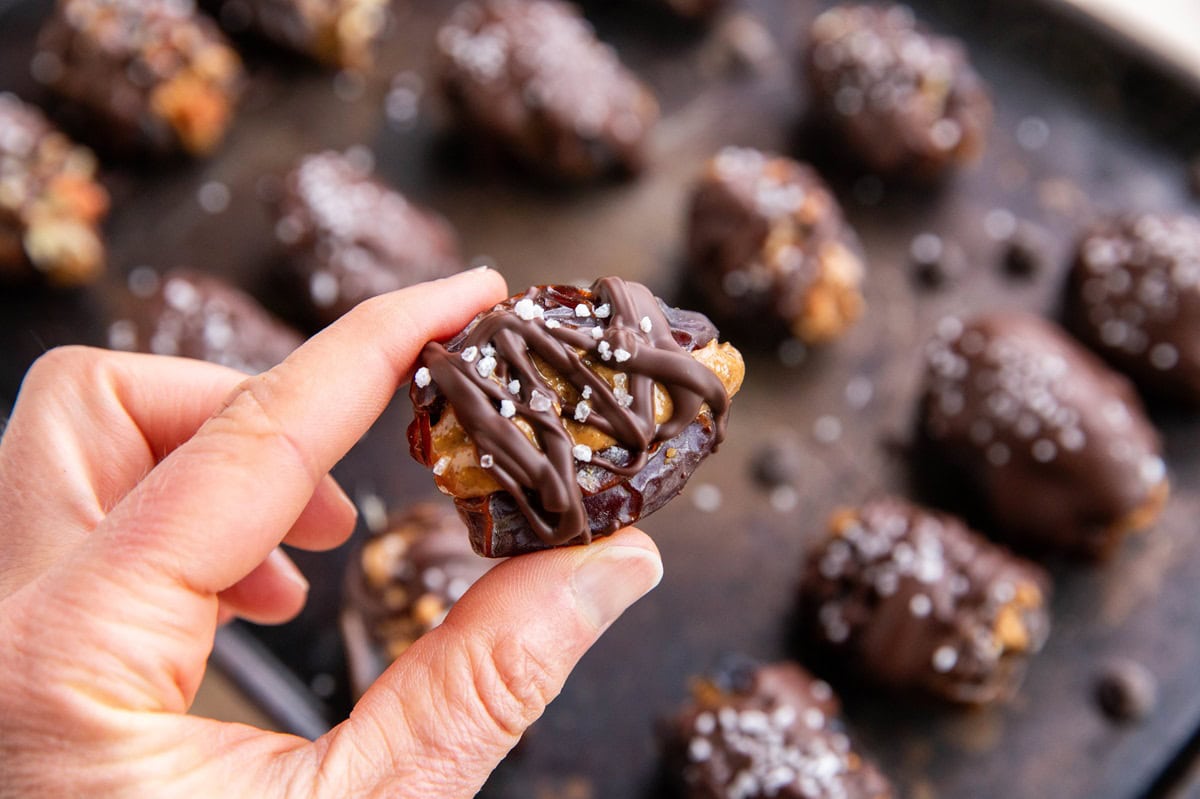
688,147,866,344
275,151,463,325
408,277,744,557
804,4,991,179
1094,658,1158,723
750,438,804,488
0,93,108,286
909,232,966,290
921,313,1168,558
435,0,659,181
1063,213,1200,405
34,0,243,157
341,501,495,697
660,660,893,799
207,0,389,70
1001,222,1052,279
799,497,1051,705
107,268,302,373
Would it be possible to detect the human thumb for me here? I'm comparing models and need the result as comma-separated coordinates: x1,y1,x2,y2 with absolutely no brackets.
310,526,663,799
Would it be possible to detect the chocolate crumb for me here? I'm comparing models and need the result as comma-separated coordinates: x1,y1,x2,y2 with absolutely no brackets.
751,439,804,487
910,233,966,289
1095,659,1157,723
1002,222,1052,279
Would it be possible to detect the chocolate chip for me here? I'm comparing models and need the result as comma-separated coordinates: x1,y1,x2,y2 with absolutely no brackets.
1095,659,1157,723
1002,222,1053,279
910,233,967,289
712,653,762,694
750,439,804,487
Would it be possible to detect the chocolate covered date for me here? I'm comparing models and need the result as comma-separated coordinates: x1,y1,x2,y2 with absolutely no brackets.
208,0,388,71
804,4,991,179
436,0,659,180
275,151,462,326
0,93,108,286
799,497,1050,705
660,660,893,799
35,0,243,157
688,147,865,344
341,501,495,697
921,313,1168,557
107,268,302,374
1064,212,1200,405
408,277,743,557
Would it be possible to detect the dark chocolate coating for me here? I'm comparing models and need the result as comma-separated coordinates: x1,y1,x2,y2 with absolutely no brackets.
921,312,1168,558
804,4,991,179
207,0,388,70
0,93,108,286
276,151,463,326
799,497,1051,705
1064,213,1200,405
35,0,243,157
661,661,893,799
107,268,302,374
341,501,495,697
408,278,740,557
435,0,660,181
687,147,866,344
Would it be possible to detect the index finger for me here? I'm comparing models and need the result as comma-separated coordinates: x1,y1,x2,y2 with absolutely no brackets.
91,267,508,594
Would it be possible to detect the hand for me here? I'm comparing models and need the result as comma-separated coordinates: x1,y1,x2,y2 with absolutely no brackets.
0,269,664,798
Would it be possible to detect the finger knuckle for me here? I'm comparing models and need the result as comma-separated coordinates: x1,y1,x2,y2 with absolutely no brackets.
206,370,319,484
25,345,106,387
462,635,556,740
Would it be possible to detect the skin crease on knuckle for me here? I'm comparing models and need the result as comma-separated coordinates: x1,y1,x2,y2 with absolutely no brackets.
207,370,324,488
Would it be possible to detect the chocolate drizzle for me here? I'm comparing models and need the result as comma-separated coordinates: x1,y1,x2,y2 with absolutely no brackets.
418,277,732,546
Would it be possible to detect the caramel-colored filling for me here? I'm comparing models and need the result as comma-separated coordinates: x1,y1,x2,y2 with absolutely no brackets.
428,339,744,499
151,73,234,156
993,581,1043,653
758,189,865,345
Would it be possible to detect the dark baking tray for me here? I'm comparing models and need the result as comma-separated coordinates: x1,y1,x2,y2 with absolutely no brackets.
3,1,1200,797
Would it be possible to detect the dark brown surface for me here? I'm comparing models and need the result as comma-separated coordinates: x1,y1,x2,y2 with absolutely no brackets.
3,0,1200,797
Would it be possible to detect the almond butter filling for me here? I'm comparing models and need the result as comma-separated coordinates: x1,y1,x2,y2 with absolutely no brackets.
428,339,744,499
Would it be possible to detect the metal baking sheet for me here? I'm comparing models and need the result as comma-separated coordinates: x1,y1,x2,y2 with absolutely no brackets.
3,0,1200,797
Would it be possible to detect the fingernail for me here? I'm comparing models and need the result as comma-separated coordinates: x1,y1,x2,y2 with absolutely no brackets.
269,548,310,594
572,545,663,630
330,479,358,522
